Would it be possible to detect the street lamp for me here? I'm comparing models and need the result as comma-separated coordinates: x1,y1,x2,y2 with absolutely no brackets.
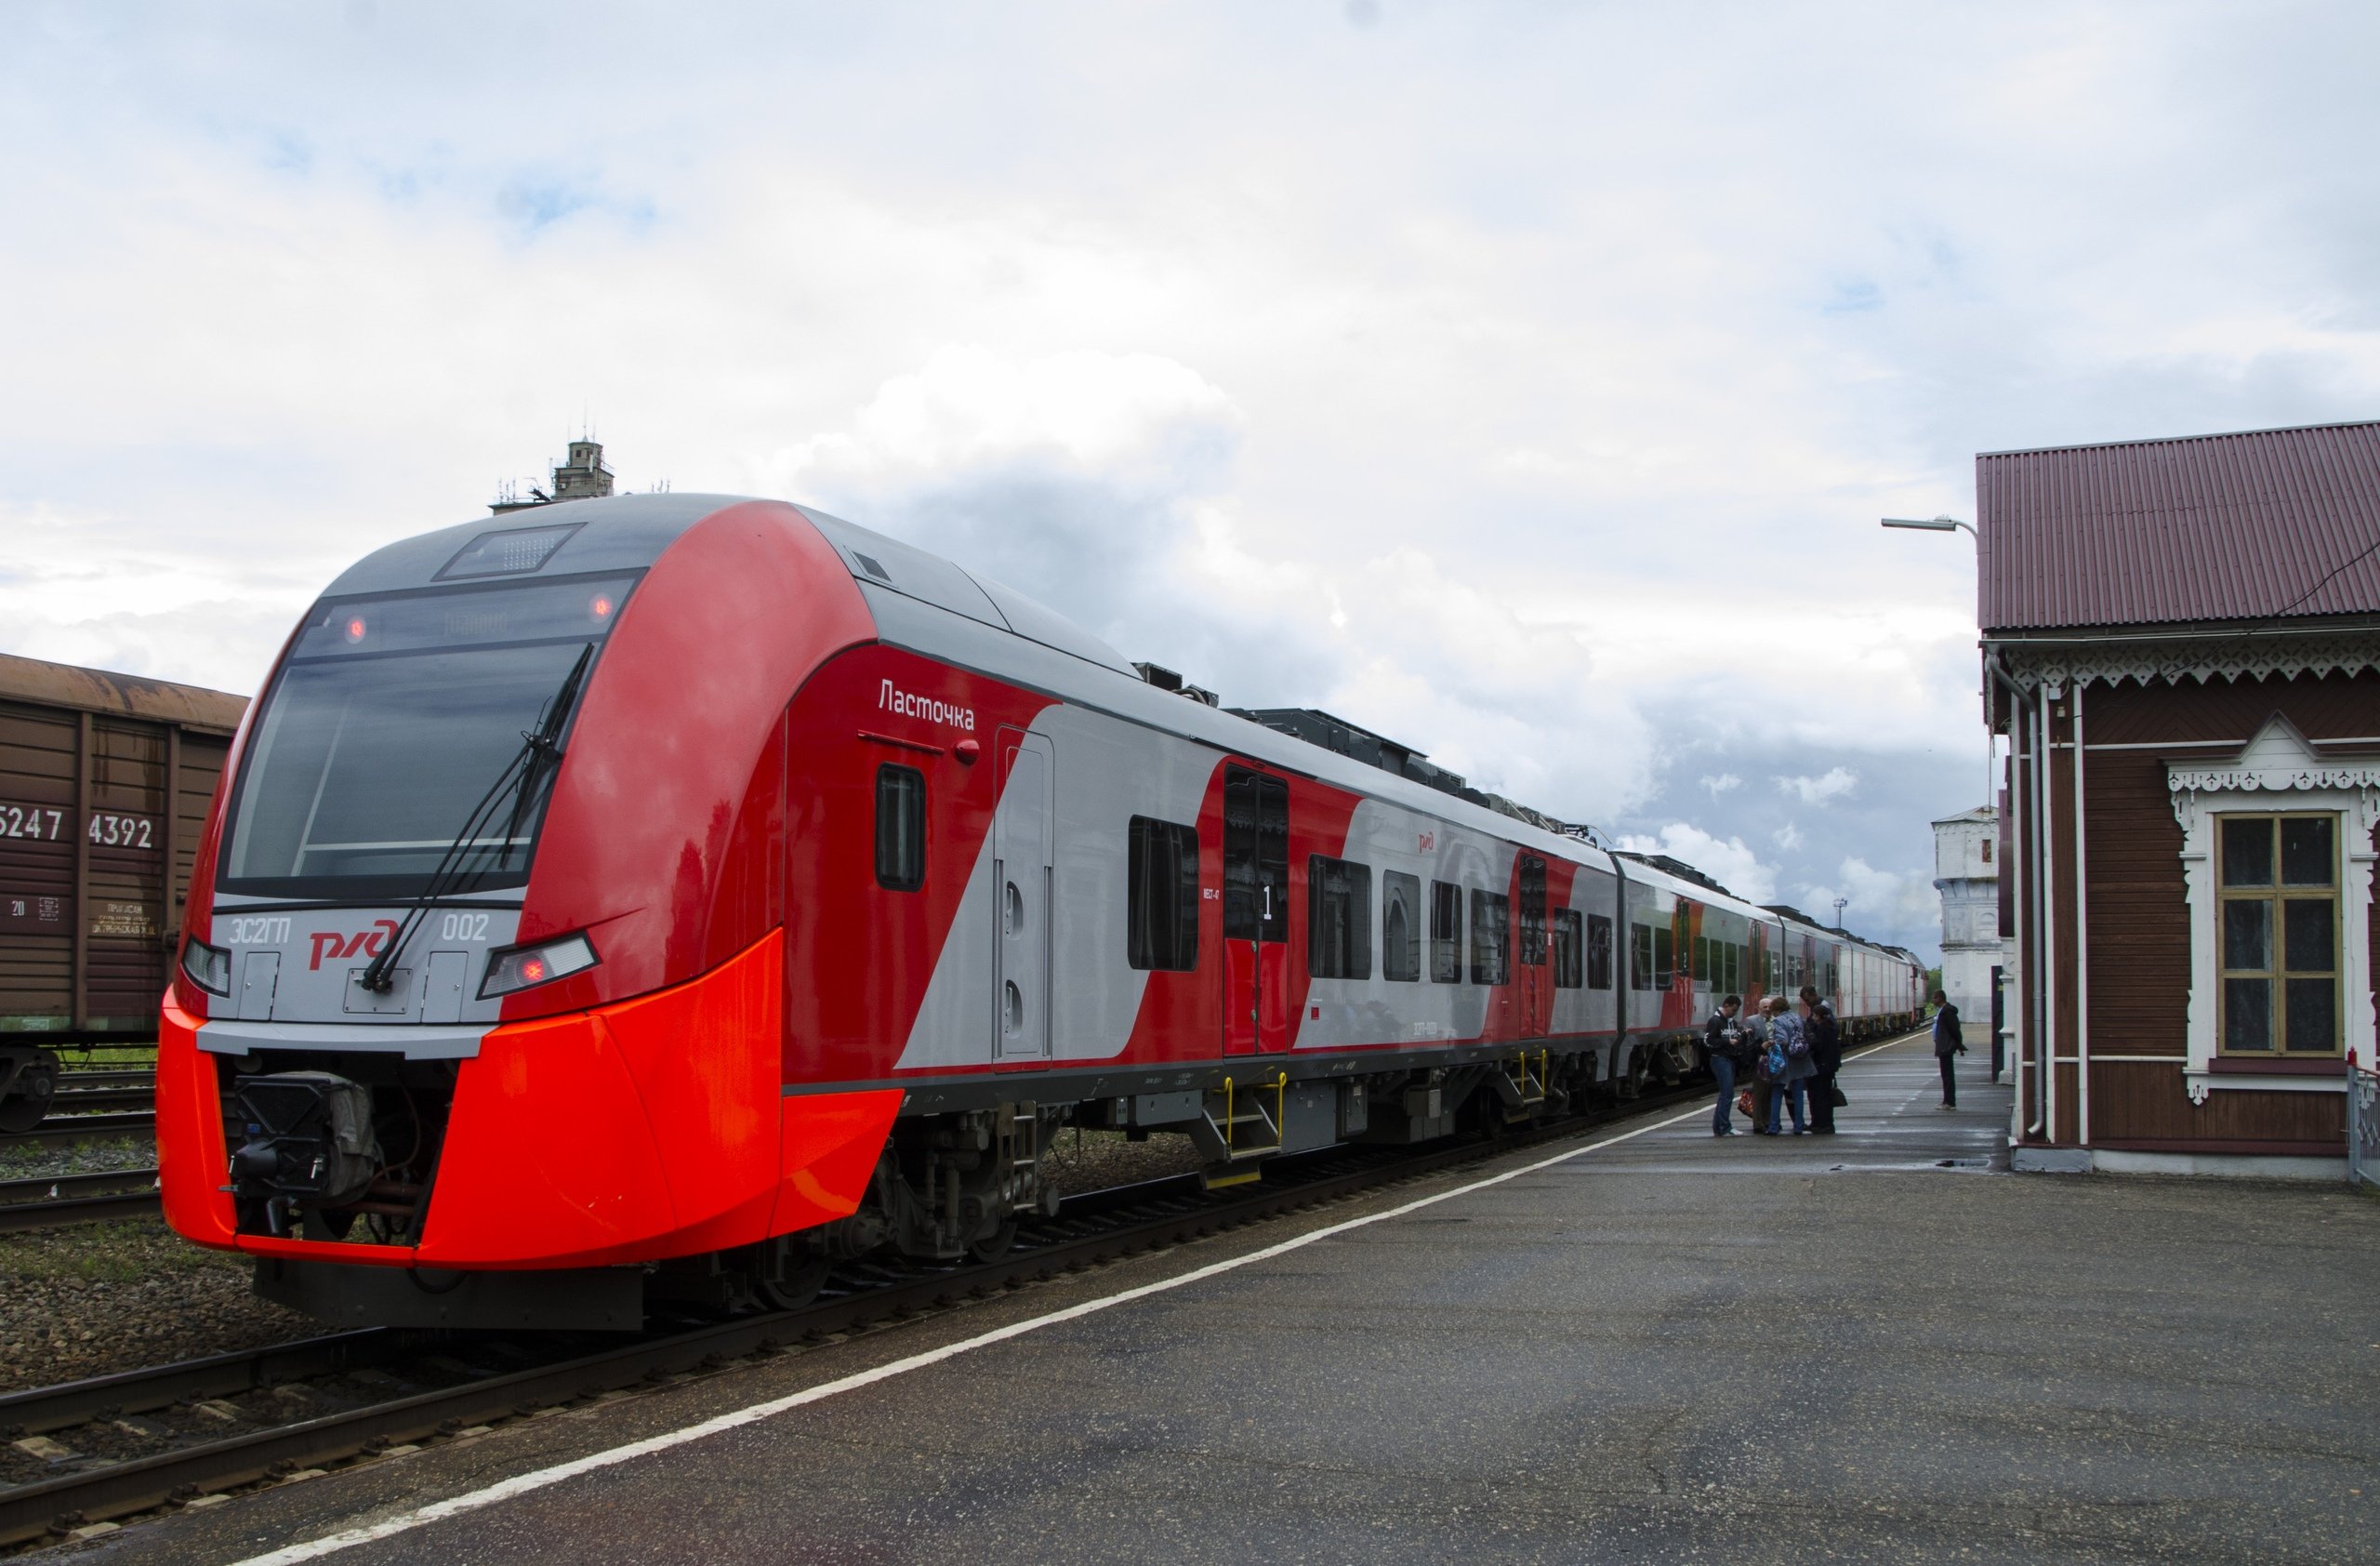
1880,513,1977,540
1880,511,1993,805
1832,896,1847,931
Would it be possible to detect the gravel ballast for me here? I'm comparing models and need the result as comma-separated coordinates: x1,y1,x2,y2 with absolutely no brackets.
0,1220,311,1393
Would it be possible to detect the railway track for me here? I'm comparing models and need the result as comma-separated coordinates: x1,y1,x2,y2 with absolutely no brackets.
0,1112,154,1153
0,1168,162,1234
0,1080,1714,1549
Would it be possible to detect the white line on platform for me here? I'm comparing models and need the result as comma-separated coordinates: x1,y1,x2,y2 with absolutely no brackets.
227,1095,1726,1565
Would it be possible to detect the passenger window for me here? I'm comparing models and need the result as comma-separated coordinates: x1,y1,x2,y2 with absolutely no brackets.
1307,855,1373,980
1383,870,1421,982
874,764,925,891
1430,881,1463,982
1126,816,1200,972
1554,909,1583,989
1631,922,1653,990
1654,924,1674,989
1586,913,1614,989
1470,889,1510,986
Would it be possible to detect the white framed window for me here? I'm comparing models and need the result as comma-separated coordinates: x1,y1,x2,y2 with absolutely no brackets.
2167,717,2379,1103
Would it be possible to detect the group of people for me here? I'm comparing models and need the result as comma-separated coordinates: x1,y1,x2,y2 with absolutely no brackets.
1698,987,1843,1136
1699,987,1973,1135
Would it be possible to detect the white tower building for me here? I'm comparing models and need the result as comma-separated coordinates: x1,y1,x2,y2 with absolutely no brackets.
1931,806,2002,1058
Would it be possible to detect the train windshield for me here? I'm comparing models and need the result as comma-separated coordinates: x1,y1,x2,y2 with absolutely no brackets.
218,574,637,900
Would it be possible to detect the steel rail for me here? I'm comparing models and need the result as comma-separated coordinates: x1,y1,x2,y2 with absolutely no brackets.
0,1167,164,1234
0,1082,1729,1547
37,1088,156,1115
0,1112,154,1151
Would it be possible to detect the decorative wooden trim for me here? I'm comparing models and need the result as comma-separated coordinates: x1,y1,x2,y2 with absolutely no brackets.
1996,630,2380,692
2167,716,2379,1103
2204,1056,2345,1076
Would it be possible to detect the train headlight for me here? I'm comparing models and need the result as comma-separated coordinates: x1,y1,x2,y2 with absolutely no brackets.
180,936,231,997
479,932,599,999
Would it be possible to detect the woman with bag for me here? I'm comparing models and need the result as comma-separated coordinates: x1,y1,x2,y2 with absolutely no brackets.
1762,995,1813,1135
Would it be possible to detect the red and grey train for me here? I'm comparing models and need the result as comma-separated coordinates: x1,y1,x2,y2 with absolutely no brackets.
155,495,1925,1327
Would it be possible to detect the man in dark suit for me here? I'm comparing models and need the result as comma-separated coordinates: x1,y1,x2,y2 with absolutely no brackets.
1932,989,1965,1108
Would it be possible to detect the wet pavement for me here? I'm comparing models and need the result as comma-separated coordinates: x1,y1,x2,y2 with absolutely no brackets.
79,1036,2380,1566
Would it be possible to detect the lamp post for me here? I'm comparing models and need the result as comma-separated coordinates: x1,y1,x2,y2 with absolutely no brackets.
1881,513,1991,801
1832,896,1846,931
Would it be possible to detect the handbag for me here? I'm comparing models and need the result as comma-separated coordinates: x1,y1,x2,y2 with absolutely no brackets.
1736,1089,1755,1117
1828,1083,1848,1108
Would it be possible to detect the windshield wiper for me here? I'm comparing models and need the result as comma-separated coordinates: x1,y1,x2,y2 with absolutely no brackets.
359,644,594,993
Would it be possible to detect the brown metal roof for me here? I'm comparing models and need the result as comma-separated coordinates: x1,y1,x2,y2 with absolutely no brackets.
1977,419,2380,633
0,652,248,732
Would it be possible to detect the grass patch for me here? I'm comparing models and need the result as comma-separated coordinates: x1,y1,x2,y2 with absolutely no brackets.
0,1135,149,1178
0,1221,242,1286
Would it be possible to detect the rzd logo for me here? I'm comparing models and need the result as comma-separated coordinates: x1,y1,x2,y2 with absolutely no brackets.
309,919,402,971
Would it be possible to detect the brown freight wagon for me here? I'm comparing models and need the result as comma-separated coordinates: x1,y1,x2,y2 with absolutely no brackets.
0,652,248,1128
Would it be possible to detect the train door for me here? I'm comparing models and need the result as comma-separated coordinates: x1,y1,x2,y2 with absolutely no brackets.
1517,854,1549,1038
1222,765,1289,1055
994,730,1054,1062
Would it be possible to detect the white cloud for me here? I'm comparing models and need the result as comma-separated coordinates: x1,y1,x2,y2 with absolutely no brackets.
1699,773,1742,799
1615,825,1778,906
1776,768,1859,806
1803,856,1942,940
0,3,2375,958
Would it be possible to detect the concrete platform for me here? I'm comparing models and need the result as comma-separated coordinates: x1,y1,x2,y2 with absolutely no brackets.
82,1036,2380,1566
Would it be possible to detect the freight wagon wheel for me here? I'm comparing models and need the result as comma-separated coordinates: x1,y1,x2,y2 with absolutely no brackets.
967,1217,1020,1264
0,1068,55,1134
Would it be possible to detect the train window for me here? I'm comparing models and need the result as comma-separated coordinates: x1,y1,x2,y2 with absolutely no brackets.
1127,816,1200,972
1692,935,1708,982
1630,923,1653,990
1430,881,1463,982
1653,924,1673,989
1307,856,1373,980
1383,871,1421,982
219,574,639,898
1469,889,1510,986
874,764,926,891
1553,909,1583,989
1586,913,1614,989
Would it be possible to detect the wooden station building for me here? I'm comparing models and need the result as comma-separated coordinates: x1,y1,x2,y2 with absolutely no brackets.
1982,418,2380,1176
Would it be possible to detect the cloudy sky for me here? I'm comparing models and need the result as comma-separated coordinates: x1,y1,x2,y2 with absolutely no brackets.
7,2,2378,960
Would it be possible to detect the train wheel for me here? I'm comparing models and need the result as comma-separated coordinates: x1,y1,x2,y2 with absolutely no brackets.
967,1217,1020,1264
757,1254,834,1312
0,1067,54,1134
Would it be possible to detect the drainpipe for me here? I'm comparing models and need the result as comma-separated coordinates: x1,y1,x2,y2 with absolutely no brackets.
2072,679,2090,1148
1984,649,2045,1139
2039,682,2062,1143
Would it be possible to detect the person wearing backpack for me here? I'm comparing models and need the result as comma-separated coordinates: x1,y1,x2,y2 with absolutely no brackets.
1699,994,1748,1136
1741,1001,1776,1133
1800,986,1843,1135
1761,994,1813,1135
